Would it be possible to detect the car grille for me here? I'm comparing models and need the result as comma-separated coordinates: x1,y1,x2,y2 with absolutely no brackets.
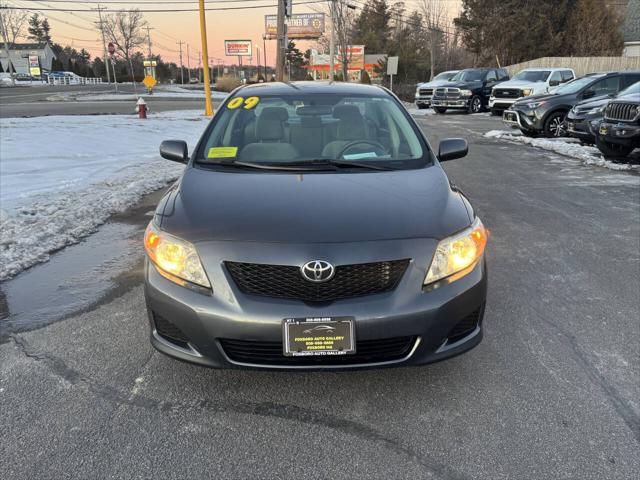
153,312,190,348
604,102,639,122
220,336,417,366
446,307,482,343
225,260,410,302
494,88,521,99
419,88,433,96
434,87,460,99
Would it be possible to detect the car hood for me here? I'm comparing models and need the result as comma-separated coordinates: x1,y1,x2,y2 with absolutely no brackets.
573,96,611,112
417,79,453,88
494,80,542,89
437,80,482,89
157,166,471,244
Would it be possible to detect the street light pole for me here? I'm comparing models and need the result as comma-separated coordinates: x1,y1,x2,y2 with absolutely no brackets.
329,0,335,82
198,0,213,116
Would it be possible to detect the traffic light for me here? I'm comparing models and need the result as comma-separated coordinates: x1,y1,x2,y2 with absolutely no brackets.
284,0,292,18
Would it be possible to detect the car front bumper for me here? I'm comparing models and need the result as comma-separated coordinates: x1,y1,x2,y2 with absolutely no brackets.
431,97,471,109
415,95,432,107
144,239,488,370
502,108,543,132
489,97,519,110
597,121,640,147
565,114,595,142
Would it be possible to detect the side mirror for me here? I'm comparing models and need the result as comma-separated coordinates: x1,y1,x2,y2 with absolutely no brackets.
583,89,595,99
438,138,468,162
160,140,188,163
549,79,560,87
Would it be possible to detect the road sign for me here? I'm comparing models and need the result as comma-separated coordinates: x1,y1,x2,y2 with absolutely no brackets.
386,56,399,75
143,75,157,90
108,42,115,55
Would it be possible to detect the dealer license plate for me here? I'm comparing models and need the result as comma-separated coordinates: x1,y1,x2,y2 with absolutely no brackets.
503,111,517,122
283,317,355,357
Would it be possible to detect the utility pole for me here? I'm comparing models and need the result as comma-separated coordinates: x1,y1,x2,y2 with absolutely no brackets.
94,4,111,84
430,28,435,81
262,34,267,80
0,7,15,86
145,25,153,59
275,0,285,81
197,0,213,116
177,40,184,84
329,0,335,81
186,43,192,83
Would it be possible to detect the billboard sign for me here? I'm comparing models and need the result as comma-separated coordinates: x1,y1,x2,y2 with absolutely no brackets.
265,13,325,39
224,40,252,57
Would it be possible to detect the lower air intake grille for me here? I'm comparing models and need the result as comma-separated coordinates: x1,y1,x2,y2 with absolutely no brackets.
447,308,482,343
225,260,409,302
153,313,190,348
220,336,416,366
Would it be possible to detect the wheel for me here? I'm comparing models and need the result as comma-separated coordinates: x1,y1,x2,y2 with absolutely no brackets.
433,107,447,114
417,104,427,110
543,111,567,137
467,95,482,114
490,109,502,116
595,137,633,159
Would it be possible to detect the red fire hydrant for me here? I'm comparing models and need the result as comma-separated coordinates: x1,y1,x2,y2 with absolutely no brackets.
136,97,148,119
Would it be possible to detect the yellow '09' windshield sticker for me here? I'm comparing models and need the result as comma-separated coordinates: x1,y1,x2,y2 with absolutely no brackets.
207,146,238,158
227,96,260,110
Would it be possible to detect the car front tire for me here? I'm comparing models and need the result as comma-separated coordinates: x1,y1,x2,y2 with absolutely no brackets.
433,107,447,114
543,111,567,138
467,95,482,114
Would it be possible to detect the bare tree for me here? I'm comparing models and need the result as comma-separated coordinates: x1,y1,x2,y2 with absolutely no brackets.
0,3,29,45
334,1,357,81
419,0,448,79
102,9,147,86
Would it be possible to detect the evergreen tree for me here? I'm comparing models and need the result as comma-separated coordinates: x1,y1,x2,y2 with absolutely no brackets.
352,0,391,53
27,14,51,43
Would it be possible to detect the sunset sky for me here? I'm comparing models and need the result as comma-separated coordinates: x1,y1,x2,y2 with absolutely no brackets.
17,0,461,67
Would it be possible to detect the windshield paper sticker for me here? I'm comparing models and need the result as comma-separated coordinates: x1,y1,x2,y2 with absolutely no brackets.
227,96,260,110
207,146,238,158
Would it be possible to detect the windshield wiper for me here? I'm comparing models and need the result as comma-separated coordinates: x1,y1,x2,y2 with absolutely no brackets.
298,158,393,171
209,160,332,171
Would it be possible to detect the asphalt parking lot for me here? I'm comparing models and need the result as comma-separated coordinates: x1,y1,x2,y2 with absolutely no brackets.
1,111,639,480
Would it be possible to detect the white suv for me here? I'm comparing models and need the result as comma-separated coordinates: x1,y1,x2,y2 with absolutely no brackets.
489,68,575,114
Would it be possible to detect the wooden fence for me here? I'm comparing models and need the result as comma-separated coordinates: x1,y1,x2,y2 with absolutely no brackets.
504,57,640,76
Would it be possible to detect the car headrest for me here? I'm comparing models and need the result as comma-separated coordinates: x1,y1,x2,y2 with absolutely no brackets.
333,105,365,140
255,107,288,141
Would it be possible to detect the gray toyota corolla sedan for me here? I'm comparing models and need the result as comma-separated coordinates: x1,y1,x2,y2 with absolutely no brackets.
144,81,487,369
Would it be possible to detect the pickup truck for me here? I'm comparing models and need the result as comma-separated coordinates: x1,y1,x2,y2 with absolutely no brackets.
431,68,509,114
414,70,459,109
489,68,575,115
594,83,640,159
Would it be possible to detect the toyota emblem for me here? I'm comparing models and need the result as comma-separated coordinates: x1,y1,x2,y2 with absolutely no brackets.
300,260,335,283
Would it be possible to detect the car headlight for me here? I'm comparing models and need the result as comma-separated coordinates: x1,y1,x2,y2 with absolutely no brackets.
144,221,211,290
525,101,543,109
587,105,605,115
459,89,472,97
424,217,487,287
521,88,534,96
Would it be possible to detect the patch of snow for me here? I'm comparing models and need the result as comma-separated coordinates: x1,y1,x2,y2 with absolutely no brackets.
75,88,228,101
484,130,640,172
404,102,433,116
0,110,208,280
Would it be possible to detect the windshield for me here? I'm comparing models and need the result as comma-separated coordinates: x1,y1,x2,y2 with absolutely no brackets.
555,75,602,95
197,92,428,170
618,81,640,97
434,71,455,81
513,70,551,82
451,70,484,82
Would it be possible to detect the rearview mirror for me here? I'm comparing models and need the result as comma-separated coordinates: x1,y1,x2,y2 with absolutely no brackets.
160,140,188,163
549,79,560,87
438,138,468,162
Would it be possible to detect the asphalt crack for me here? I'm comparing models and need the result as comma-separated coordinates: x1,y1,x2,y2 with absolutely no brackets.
9,334,469,480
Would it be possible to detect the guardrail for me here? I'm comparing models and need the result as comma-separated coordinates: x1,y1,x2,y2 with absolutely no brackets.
47,76,104,85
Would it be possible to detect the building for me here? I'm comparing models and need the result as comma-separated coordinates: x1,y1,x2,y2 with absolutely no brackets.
306,48,387,82
623,0,640,57
0,43,57,75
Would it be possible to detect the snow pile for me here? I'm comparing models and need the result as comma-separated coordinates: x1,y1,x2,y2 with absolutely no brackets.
484,130,639,172
0,110,207,280
404,102,433,116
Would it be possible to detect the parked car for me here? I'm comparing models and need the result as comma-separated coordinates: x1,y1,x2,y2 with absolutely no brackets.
503,71,640,137
489,68,575,115
593,86,640,159
414,70,459,109
565,81,640,145
145,81,488,369
430,68,509,114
